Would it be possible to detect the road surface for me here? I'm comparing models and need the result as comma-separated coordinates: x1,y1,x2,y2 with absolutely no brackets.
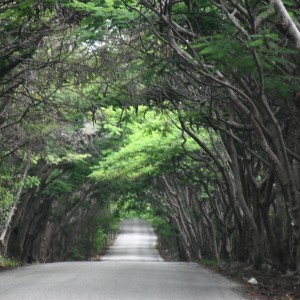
102,219,163,261
0,219,248,299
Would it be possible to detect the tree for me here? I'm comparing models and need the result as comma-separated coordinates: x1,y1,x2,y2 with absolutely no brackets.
1,0,300,273
72,0,299,271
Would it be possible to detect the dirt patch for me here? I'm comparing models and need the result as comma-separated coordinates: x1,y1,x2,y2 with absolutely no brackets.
202,261,300,300
153,233,298,299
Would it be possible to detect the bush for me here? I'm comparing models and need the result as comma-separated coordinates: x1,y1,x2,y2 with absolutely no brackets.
148,216,177,239
69,214,120,261
0,256,21,268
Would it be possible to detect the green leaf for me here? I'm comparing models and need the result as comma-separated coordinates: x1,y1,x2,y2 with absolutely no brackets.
249,39,264,47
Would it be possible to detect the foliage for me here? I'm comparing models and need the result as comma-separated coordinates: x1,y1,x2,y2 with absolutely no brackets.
147,215,177,240
70,213,120,260
23,176,40,189
0,171,21,230
70,0,139,41
0,256,21,269
200,259,223,267
114,195,177,240
114,193,152,219
90,107,199,180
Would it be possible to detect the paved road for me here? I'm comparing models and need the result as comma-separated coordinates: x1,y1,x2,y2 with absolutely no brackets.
0,219,248,300
102,219,163,261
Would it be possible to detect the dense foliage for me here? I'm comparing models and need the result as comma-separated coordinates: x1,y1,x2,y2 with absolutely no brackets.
0,0,299,274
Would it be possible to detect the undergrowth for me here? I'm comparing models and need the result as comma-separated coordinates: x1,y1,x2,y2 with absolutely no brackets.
200,258,224,267
0,255,21,269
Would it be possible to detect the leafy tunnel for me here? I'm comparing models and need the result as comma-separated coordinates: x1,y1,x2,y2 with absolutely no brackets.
0,0,300,274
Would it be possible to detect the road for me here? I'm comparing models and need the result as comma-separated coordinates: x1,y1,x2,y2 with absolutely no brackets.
0,219,248,299
102,219,163,261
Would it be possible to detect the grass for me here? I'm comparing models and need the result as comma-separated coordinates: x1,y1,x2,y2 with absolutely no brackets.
0,255,21,269
200,258,224,267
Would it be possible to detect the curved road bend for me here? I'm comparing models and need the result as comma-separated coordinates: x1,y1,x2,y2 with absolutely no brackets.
0,219,248,299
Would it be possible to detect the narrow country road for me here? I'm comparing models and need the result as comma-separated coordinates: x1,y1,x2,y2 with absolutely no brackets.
102,219,163,261
0,219,248,299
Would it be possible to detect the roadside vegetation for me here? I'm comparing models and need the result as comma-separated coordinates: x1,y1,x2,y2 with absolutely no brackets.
0,256,21,269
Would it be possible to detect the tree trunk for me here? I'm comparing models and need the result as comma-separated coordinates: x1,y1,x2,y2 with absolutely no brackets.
0,154,31,256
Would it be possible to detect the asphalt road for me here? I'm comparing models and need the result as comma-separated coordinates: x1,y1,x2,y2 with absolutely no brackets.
102,219,163,262
0,219,248,300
